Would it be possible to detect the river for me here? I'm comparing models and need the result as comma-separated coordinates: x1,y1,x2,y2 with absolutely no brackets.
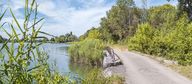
42,43,71,74
0,43,91,78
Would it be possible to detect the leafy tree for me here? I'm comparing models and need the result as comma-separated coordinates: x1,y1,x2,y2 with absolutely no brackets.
148,4,176,28
87,28,101,39
141,0,148,22
168,0,192,20
100,0,141,41
43,37,49,42
50,38,55,41
128,23,154,53
79,27,99,40
117,0,135,7
177,0,192,20
53,32,77,43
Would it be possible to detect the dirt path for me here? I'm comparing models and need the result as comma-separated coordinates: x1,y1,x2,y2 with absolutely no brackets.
114,49,192,84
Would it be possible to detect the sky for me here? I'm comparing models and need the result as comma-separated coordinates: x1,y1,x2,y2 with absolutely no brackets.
0,0,177,37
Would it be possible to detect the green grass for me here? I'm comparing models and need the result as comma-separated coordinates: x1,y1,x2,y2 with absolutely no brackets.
68,39,105,66
82,69,124,84
69,63,124,84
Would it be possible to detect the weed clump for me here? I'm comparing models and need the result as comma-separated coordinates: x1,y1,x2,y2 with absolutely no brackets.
68,39,105,66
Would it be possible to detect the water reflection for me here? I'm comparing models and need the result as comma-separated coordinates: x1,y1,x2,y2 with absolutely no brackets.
41,43,71,74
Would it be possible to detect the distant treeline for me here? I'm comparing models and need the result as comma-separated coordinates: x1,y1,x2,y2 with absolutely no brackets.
50,32,78,43
0,32,78,43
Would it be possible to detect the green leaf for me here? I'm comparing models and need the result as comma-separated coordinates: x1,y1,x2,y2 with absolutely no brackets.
10,8,24,34
0,9,7,21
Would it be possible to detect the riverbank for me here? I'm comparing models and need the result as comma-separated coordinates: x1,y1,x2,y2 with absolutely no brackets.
68,40,125,83
103,65,126,78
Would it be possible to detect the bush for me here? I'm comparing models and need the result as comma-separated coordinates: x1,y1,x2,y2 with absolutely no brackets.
68,39,105,66
128,23,154,53
128,17,192,65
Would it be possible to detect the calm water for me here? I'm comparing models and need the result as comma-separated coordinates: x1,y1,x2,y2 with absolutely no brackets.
41,43,71,74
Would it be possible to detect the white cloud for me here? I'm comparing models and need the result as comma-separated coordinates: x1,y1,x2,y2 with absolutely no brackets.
0,0,114,37
1,0,178,38
42,7,112,37
37,0,114,37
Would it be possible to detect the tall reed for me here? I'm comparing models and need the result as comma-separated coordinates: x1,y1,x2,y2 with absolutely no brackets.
0,0,72,83
68,39,105,66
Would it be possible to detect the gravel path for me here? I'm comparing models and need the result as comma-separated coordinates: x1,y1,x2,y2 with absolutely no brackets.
114,49,192,84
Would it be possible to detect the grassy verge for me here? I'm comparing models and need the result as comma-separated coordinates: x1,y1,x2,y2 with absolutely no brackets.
110,44,128,51
169,65,192,80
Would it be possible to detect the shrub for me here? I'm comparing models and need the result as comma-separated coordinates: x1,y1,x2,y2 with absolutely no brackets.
128,16,192,65
68,39,105,66
128,23,154,53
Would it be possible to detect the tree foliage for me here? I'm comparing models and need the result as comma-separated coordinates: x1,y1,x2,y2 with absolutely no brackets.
148,4,176,28
167,0,192,20
177,0,192,20
128,15,192,65
99,0,141,42
52,32,77,43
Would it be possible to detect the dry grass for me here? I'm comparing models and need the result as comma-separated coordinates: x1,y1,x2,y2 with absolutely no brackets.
110,44,128,51
168,65,192,80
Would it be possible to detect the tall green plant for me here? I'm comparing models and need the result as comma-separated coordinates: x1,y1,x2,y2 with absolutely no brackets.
68,39,105,66
128,23,154,53
0,0,72,83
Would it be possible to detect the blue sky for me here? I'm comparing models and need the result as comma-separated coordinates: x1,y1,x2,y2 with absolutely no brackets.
1,0,177,37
